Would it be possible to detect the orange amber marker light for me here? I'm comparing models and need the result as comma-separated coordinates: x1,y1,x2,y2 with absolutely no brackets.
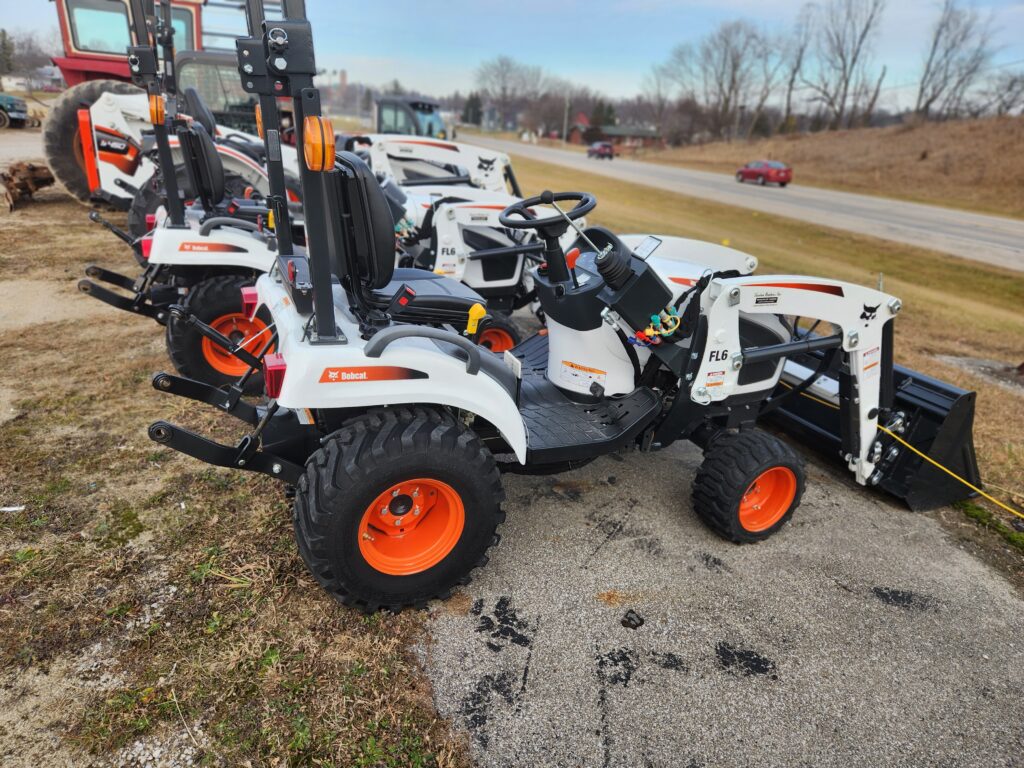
148,94,165,126
255,102,264,139
302,115,335,172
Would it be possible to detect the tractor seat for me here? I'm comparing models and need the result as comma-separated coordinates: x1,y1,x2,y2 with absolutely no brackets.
181,87,265,164
372,269,484,314
328,151,487,324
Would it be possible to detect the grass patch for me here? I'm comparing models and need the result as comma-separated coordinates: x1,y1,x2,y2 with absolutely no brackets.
958,502,1024,554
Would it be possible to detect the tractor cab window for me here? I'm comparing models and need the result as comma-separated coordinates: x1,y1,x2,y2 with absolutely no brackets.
170,9,195,51
408,102,446,138
380,103,416,135
178,61,259,134
67,0,130,54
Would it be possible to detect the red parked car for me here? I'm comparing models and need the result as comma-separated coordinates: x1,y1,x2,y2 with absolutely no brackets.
736,160,792,187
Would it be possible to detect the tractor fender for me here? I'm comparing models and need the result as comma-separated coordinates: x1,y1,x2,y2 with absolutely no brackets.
256,276,529,463
147,224,277,273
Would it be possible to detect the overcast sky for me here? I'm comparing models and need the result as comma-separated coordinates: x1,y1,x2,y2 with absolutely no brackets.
6,0,1023,109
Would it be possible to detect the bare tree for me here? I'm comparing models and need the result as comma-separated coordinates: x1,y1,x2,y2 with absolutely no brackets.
640,63,671,132
476,55,547,130
665,21,761,139
970,70,1024,116
778,5,813,132
914,0,993,119
745,33,786,139
803,0,887,129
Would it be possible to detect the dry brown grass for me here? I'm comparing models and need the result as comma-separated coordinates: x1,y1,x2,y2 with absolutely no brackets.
645,116,1024,218
510,154,1024,524
0,191,470,767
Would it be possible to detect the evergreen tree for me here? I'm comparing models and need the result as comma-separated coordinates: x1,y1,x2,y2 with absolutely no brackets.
462,92,483,125
0,30,14,91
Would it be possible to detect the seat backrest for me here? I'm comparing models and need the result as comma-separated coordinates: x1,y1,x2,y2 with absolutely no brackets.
182,87,217,137
327,151,396,290
177,122,226,210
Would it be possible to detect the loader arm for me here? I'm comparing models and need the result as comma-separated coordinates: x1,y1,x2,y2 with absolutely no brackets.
695,275,900,485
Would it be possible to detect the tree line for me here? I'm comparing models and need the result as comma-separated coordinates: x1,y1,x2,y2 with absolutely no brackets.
452,0,1023,145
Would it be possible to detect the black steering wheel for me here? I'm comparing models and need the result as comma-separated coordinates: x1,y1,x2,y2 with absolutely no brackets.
498,190,596,230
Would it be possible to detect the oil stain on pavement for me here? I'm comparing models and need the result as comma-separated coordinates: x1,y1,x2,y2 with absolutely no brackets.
423,447,1024,767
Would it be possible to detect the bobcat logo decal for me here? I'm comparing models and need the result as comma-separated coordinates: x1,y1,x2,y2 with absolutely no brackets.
477,156,497,172
860,303,880,321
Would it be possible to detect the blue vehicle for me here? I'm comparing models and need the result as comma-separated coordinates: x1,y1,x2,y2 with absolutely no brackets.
0,93,28,130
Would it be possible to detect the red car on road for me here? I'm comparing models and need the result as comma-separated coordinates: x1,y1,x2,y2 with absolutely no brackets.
736,160,792,187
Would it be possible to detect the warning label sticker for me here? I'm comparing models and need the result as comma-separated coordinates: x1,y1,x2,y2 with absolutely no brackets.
862,346,881,378
559,360,607,389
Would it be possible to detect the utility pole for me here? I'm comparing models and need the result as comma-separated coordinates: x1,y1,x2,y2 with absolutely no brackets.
562,92,570,145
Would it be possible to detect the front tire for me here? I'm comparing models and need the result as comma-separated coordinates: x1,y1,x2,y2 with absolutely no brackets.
294,407,505,612
165,274,272,394
735,172,744,183
691,430,804,543
0,111,10,130
757,175,766,186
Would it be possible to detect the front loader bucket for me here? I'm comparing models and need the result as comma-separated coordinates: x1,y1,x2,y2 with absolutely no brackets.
771,356,981,511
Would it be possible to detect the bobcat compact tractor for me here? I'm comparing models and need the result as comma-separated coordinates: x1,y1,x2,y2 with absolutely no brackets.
143,4,981,612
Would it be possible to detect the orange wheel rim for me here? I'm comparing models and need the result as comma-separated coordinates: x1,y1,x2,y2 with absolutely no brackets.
738,467,797,532
478,327,516,353
201,312,273,377
358,478,465,576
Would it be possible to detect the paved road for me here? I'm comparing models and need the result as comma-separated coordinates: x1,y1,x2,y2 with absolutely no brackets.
423,447,1024,767
471,136,1024,273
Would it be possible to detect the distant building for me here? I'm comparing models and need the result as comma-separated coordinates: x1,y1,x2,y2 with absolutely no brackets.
567,122,663,149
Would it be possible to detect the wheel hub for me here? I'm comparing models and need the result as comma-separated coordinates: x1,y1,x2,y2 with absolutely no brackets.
359,479,465,576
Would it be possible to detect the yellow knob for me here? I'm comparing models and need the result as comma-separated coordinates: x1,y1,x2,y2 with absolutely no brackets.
267,209,275,230
466,303,486,335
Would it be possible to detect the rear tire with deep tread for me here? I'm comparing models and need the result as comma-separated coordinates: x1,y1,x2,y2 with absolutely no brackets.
43,79,143,202
165,274,268,394
294,406,505,612
692,429,805,543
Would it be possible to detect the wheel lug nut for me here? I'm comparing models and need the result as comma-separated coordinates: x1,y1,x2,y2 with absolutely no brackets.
393,517,402,526
412,489,419,498
413,507,420,515
391,489,400,497
380,506,388,515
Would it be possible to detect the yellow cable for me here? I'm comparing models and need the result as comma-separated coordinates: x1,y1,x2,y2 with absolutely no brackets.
876,425,1024,520
777,381,1024,520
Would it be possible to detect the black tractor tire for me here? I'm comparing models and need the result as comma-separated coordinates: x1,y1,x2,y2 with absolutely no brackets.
43,79,143,203
692,429,805,543
165,274,271,394
477,313,522,353
0,111,10,130
294,406,505,612
128,169,251,238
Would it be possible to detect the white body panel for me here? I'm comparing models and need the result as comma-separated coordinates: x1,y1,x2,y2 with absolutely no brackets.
147,222,279,272
429,202,581,288
363,134,513,193
544,318,637,396
85,92,299,205
255,272,529,462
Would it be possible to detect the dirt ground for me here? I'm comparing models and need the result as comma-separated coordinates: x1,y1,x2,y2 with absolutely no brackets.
0,167,1021,765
